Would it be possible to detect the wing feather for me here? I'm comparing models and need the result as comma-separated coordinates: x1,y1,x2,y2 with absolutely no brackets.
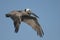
22,16,44,37
13,17,21,33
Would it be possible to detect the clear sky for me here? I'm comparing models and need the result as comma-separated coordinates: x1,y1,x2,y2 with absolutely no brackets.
0,0,60,40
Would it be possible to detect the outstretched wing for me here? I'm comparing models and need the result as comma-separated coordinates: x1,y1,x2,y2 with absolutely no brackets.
22,15,44,37
13,18,21,33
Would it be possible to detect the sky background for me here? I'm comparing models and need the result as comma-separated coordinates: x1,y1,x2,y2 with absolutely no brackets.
0,0,60,40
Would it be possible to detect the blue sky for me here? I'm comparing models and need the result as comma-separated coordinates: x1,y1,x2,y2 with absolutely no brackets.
0,0,60,40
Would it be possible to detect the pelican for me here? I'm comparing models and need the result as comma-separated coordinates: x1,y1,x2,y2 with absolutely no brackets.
5,9,44,37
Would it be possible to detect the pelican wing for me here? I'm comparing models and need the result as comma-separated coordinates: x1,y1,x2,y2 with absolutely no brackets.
22,15,44,37
13,17,21,33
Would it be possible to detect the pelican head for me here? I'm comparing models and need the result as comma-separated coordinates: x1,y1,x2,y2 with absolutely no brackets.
24,8,39,18
25,8,31,12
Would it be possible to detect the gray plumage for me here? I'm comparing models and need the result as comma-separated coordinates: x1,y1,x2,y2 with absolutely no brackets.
5,9,44,37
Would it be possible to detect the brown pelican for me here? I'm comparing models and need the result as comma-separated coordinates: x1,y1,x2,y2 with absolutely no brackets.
5,9,44,37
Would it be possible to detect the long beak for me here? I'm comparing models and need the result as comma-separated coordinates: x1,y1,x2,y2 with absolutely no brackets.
31,13,39,18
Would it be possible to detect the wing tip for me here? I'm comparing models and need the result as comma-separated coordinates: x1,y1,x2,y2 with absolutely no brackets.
37,33,44,37
14,28,19,33
37,30,44,37
5,14,11,17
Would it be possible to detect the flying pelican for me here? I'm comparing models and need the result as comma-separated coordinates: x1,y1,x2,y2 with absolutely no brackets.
5,9,44,37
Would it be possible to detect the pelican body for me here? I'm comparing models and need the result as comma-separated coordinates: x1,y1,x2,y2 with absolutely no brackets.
5,9,44,37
